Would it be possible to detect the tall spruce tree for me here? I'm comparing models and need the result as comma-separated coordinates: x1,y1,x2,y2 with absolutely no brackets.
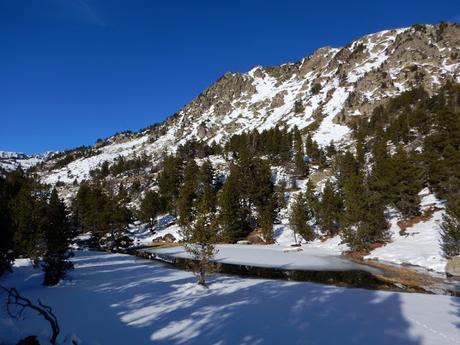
289,192,314,242
42,189,73,286
217,169,250,242
389,147,423,218
140,190,162,229
341,171,389,251
158,154,183,214
11,182,47,265
177,160,200,225
316,181,343,237
0,176,15,275
181,192,218,286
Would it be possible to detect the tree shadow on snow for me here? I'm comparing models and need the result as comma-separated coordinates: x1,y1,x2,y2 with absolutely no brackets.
1,251,424,345
76,252,422,345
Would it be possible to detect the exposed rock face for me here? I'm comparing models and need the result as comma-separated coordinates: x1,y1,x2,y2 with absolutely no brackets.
445,257,460,277
37,23,460,186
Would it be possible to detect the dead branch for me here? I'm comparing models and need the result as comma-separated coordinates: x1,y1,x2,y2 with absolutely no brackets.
0,285,60,345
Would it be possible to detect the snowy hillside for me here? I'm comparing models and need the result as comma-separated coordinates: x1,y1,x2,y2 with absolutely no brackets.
0,151,52,172
1,251,459,345
38,23,460,185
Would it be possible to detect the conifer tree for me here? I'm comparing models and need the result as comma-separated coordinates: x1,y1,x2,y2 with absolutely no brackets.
158,155,182,214
389,147,423,217
140,190,162,229
181,193,218,286
11,183,47,266
0,176,15,275
316,181,343,237
177,160,199,225
217,170,250,242
42,189,73,286
105,189,132,250
196,160,217,213
341,172,389,251
440,196,460,258
304,180,318,220
289,192,314,242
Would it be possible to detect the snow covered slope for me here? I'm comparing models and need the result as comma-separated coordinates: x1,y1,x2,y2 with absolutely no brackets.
0,151,53,172
38,22,460,185
1,251,459,345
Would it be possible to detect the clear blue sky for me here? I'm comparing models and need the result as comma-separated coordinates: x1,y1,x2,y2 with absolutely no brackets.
1,0,459,154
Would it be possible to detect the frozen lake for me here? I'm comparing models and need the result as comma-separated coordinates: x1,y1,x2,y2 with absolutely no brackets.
142,244,381,274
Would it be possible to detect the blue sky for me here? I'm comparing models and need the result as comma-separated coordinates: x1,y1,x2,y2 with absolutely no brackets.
1,0,459,154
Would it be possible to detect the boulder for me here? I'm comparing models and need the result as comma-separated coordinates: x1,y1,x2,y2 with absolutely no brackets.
445,257,460,277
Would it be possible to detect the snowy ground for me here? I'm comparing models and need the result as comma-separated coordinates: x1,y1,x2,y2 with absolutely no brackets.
366,189,447,273
144,244,380,274
1,251,459,345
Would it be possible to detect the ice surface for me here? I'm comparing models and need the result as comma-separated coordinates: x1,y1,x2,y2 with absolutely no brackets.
145,244,380,274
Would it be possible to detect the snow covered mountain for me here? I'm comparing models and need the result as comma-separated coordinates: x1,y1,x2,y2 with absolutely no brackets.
36,22,459,185
0,151,53,172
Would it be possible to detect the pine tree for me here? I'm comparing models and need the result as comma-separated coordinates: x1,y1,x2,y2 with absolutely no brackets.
158,155,182,214
11,183,47,266
0,176,15,275
217,170,250,242
341,173,389,251
440,196,460,258
390,147,423,218
181,194,218,286
316,181,343,237
289,192,314,243
42,189,73,286
140,190,162,229
304,180,318,220
177,160,199,225
106,189,132,250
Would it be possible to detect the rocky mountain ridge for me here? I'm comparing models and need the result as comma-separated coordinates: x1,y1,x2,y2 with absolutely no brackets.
6,22,458,186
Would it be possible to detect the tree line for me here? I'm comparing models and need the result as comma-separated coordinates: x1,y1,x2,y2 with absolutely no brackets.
0,170,73,285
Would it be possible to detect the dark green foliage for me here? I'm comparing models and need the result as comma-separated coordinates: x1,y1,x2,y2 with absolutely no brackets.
341,173,389,251
440,196,460,258
237,152,278,241
11,179,48,265
181,194,218,286
140,190,163,228
72,182,131,244
289,192,314,242
303,180,319,220
110,154,150,176
337,153,390,250
0,174,19,274
158,155,183,214
389,147,423,217
178,160,200,225
42,189,74,286
370,144,423,218
176,139,221,161
177,159,218,227
224,127,292,163
305,135,321,161
316,181,343,237
0,171,49,273
217,167,251,242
